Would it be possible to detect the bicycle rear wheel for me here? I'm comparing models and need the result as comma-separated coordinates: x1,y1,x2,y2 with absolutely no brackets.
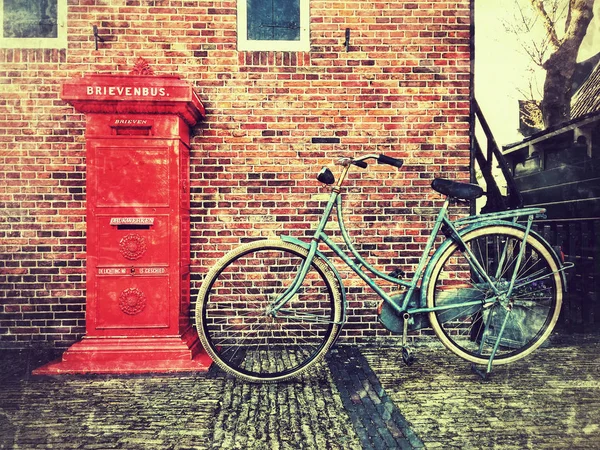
426,225,563,365
196,239,342,383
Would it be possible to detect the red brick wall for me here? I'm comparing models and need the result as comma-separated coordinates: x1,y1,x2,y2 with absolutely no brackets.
0,0,472,348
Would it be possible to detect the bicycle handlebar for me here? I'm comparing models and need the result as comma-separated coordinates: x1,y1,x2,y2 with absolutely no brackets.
346,154,404,170
377,154,403,169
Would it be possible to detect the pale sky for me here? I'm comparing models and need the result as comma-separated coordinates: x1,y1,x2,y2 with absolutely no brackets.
475,0,600,146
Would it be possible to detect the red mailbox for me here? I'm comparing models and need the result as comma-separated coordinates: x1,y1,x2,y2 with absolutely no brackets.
35,62,211,374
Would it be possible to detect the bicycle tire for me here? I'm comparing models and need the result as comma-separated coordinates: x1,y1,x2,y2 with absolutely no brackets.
425,225,563,365
196,239,343,383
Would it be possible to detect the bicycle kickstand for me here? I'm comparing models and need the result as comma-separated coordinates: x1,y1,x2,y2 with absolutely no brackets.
471,305,514,380
401,313,415,366
471,364,489,380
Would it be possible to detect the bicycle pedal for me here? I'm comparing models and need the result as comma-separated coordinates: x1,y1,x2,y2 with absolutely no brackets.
402,346,415,366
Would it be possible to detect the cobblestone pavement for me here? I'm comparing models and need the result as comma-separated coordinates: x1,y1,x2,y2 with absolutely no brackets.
363,333,600,449
0,333,598,449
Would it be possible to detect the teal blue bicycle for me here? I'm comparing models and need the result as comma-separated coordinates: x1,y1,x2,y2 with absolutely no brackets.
196,155,570,383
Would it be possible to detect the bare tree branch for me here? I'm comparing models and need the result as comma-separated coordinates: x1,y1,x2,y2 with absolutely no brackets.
498,0,595,128
528,0,562,49
564,0,575,31
540,0,595,125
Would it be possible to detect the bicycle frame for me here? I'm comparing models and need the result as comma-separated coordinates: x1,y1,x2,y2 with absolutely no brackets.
196,154,568,381
272,179,550,321
197,155,576,382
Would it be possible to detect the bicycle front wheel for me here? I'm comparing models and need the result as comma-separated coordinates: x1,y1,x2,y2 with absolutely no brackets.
196,239,343,383
426,225,563,365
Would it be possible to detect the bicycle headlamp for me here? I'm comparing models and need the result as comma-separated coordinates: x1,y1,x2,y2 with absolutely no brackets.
317,167,335,185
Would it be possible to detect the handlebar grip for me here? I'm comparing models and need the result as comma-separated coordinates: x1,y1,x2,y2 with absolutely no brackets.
353,160,368,169
378,154,404,169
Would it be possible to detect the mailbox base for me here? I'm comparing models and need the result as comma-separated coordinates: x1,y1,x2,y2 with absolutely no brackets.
33,328,212,375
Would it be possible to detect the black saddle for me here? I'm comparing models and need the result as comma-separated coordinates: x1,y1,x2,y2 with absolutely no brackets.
431,178,484,201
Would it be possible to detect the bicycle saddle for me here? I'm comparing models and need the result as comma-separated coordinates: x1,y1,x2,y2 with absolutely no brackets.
431,178,484,201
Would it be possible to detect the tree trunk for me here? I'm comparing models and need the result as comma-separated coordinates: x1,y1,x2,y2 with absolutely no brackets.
540,0,595,127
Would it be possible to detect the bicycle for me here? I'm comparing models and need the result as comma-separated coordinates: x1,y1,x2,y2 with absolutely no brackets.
195,154,572,383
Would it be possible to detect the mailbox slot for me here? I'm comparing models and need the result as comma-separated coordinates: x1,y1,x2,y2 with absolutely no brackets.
110,119,154,136
112,126,152,136
116,224,152,230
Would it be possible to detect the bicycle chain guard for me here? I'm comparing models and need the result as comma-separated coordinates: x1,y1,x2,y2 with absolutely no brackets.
377,290,427,333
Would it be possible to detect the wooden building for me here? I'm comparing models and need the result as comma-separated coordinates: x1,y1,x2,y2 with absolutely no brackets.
503,62,600,330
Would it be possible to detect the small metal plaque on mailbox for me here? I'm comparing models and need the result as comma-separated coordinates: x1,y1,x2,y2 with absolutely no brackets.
110,217,155,226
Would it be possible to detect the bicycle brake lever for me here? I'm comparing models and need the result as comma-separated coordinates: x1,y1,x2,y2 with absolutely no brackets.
335,157,368,168
335,158,353,167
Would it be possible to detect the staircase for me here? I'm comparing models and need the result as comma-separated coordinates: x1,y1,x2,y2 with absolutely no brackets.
472,99,523,213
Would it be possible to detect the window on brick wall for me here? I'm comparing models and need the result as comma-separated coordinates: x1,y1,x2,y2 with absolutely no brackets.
0,0,67,48
237,0,309,51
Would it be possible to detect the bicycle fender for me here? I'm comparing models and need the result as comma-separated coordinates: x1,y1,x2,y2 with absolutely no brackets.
420,220,568,307
280,235,348,327
463,220,567,291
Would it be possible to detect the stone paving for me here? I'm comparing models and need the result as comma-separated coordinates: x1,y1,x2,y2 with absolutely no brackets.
209,364,361,449
363,333,600,449
0,333,598,449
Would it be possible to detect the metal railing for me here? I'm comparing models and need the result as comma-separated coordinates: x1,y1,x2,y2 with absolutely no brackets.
472,99,523,212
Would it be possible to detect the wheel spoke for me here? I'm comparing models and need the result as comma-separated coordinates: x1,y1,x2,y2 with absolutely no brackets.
427,226,562,365
196,240,341,382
